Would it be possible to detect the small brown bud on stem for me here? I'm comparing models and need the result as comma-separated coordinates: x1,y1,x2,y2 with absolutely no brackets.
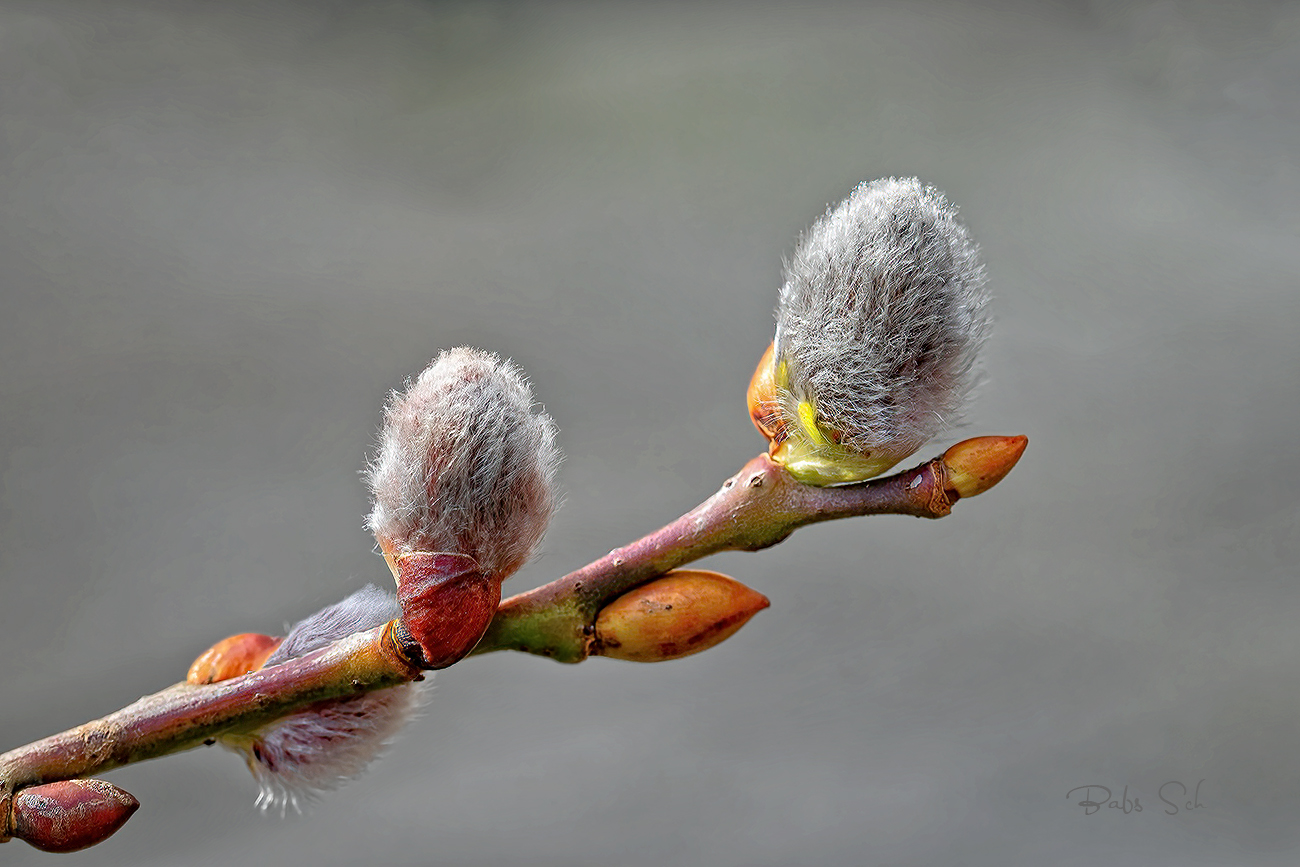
8,780,139,853
187,633,283,685
941,435,1028,499
593,570,770,663
394,552,500,669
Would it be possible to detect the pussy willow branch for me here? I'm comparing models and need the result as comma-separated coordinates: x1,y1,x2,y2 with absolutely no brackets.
1,449,969,814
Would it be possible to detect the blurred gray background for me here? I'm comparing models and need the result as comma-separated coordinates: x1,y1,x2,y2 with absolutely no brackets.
2,1,1298,864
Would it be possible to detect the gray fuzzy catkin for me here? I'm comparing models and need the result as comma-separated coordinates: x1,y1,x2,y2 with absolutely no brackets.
366,347,561,581
222,585,423,814
264,583,399,667
775,177,991,459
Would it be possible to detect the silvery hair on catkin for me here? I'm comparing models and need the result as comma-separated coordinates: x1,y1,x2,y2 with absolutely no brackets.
223,585,423,814
775,177,991,457
366,347,560,581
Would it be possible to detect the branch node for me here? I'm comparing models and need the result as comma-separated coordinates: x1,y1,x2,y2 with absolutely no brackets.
926,459,955,517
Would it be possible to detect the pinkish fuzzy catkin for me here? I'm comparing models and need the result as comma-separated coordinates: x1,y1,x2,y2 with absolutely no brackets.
220,585,423,814
775,178,991,461
366,347,561,581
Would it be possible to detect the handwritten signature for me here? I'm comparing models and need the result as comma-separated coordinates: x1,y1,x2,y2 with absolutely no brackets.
1066,780,1206,816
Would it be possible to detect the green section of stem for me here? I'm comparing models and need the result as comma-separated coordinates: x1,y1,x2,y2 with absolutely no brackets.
476,596,590,663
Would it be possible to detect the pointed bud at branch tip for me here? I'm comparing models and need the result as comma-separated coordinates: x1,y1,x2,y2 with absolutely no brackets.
594,570,770,663
187,633,283,685
10,780,139,853
942,435,1028,499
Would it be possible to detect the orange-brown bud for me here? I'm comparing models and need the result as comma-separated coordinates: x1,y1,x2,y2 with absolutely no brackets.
594,570,770,663
942,435,1028,499
747,342,782,441
395,551,501,669
10,780,139,853
187,633,283,684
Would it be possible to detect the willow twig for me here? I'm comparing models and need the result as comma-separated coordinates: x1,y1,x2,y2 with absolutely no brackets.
475,449,965,663
1,436,1025,836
